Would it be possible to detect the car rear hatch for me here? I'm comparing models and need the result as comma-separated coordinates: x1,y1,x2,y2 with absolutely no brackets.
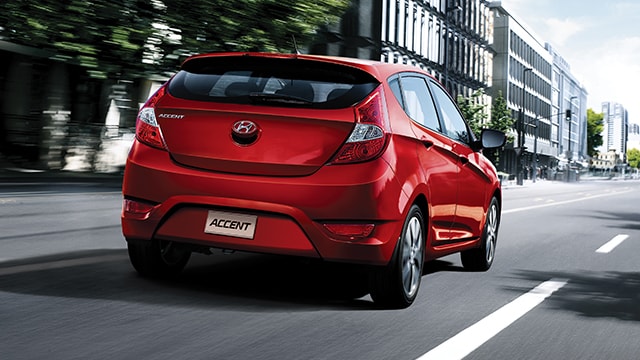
157,54,379,176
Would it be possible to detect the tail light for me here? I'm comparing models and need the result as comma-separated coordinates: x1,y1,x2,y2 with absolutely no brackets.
135,86,167,150
330,87,390,164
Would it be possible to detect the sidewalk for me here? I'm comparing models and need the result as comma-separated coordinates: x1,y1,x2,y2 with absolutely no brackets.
0,160,621,188
502,179,557,189
0,166,122,185
501,174,617,189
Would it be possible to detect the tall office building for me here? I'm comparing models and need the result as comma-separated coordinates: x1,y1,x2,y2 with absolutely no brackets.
601,102,629,159
488,2,552,177
627,123,640,155
310,0,494,100
547,45,588,164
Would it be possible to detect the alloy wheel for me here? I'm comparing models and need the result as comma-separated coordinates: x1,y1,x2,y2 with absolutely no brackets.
485,203,498,264
401,215,423,298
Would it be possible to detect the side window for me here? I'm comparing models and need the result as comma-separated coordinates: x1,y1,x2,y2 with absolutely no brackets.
388,77,404,108
399,76,440,131
429,80,470,144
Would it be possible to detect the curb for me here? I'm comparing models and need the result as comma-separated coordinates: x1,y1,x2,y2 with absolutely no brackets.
0,168,123,185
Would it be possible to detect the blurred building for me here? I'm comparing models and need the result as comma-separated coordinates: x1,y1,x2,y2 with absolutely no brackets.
0,40,149,170
547,45,589,166
0,40,73,168
488,2,589,180
600,102,629,160
592,149,623,173
311,0,494,100
628,122,640,151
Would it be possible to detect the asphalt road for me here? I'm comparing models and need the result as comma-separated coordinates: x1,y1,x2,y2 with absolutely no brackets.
1,179,639,359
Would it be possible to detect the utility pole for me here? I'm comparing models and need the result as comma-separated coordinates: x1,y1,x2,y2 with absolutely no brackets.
566,96,578,182
532,114,538,182
565,108,572,182
531,94,542,183
517,67,532,185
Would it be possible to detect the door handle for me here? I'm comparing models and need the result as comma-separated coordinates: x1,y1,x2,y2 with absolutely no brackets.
459,155,469,165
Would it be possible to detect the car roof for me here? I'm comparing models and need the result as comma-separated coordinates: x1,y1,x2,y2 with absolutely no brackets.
182,52,436,83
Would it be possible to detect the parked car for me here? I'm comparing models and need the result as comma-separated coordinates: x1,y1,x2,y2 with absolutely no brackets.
121,52,506,308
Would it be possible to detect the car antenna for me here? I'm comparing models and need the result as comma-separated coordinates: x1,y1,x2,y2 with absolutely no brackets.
292,35,301,55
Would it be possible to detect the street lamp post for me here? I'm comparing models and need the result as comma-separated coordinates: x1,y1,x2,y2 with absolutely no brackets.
517,67,532,186
530,94,541,183
531,115,538,182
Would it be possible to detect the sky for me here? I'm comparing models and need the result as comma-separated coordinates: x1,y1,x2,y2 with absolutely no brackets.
502,0,640,123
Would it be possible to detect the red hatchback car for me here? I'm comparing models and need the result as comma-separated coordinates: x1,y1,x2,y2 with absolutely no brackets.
122,52,506,308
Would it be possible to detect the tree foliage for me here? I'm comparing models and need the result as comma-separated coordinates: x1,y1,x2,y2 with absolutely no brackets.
0,0,157,79
457,90,514,169
457,89,487,139
586,108,604,158
488,91,515,143
457,90,514,142
0,0,350,79
628,148,640,169
151,0,349,72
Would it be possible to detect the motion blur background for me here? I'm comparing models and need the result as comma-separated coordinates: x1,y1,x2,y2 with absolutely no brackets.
0,0,351,173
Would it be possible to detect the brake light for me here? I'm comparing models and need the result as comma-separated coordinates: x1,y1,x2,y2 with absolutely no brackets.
135,86,167,150
330,87,389,164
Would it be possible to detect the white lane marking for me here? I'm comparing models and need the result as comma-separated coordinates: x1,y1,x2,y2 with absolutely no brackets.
0,254,127,276
416,279,568,360
596,234,629,253
503,189,633,214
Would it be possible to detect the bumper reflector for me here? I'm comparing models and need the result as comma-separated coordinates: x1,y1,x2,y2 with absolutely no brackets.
322,223,375,240
122,199,155,220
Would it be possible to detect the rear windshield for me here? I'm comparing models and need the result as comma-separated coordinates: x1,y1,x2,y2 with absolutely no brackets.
167,56,379,109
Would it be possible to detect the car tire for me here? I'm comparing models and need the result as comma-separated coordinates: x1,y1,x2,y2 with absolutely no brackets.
461,196,500,271
127,239,191,277
369,205,425,309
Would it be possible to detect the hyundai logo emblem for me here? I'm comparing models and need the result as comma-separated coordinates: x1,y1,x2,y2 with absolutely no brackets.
232,120,260,144
232,120,258,136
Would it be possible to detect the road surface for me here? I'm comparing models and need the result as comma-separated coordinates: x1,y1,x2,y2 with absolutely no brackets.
1,179,638,359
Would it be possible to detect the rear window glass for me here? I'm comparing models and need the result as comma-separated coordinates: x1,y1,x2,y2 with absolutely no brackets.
167,56,379,109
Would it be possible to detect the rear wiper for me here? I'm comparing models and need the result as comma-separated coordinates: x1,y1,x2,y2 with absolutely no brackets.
248,93,313,105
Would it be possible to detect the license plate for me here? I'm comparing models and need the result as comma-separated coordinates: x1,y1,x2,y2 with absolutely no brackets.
204,210,257,239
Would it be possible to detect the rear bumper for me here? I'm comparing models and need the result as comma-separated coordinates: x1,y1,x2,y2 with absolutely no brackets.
121,141,408,265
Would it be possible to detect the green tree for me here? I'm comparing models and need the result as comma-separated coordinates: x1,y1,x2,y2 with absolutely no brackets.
486,91,514,170
0,0,350,78
586,108,604,158
457,89,488,138
134,0,351,73
488,91,515,143
457,90,513,169
628,148,640,169
0,0,156,79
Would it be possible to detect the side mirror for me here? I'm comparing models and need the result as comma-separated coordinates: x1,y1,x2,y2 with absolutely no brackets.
479,129,506,149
